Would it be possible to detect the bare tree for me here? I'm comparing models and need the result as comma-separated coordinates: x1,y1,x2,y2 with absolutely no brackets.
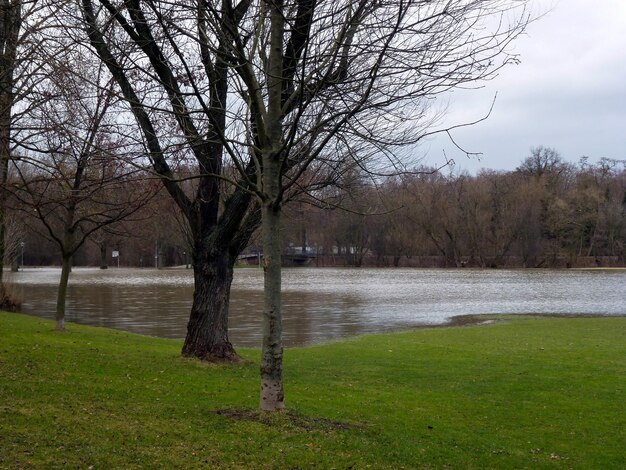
0,0,52,293
79,0,261,361
73,0,529,409
177,0,528,410
11,42,154,330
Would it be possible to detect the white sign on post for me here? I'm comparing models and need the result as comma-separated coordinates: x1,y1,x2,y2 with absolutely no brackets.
112,250,121,268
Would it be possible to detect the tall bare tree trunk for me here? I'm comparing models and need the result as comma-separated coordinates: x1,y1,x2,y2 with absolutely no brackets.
0,152,7,287
0,0,21,290
257,0,287,411
56,255,71,331
259,151,285,410
260,199,284,410
99,241,107,269
0,105,8,285
181,187,259,361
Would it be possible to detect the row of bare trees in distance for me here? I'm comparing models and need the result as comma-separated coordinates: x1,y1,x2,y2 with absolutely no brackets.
13,147,626,272
288,148,626,269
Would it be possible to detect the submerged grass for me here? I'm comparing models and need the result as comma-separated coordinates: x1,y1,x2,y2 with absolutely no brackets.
1,312,624,469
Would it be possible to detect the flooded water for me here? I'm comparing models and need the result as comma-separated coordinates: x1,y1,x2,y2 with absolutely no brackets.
7,267,626,347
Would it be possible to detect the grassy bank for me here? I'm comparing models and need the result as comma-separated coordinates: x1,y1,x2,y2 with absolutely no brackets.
1,313,624,469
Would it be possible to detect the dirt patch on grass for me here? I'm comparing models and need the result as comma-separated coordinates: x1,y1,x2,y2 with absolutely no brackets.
212,408,364,432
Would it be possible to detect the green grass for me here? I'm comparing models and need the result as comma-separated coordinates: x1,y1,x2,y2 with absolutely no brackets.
1,313,624,469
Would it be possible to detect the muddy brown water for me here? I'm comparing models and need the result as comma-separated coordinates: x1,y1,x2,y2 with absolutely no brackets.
8,267,626,347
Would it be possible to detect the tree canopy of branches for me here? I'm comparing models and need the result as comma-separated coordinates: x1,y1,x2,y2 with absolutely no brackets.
79,0,262,361
61,0,530,410
149,0,528,410
10,32,156,330
0,0,52,293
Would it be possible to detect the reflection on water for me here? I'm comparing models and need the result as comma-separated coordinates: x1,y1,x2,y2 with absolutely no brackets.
8,267,626,347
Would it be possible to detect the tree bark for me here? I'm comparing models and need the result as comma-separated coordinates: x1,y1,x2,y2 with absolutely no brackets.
182,246,236,361
55,255,72,331
258,0,286,410
0,0,21,289
181,196,260,361
99,241,108,269
259,199,284,411
0,56,11,286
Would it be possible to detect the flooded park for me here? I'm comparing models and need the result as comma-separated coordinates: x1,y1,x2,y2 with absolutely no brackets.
8,267,626,347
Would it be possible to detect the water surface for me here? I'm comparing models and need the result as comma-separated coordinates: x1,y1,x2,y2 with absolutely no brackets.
9,267,626,347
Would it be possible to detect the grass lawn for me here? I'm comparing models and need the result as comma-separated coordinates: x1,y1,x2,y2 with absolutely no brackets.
1,312,624,469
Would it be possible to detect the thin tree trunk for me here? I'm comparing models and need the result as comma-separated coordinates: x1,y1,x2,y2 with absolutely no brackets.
0,89,11,288
99,241,108,269
259,200,284,411
0,0,21,290
258,0,286,411
586,223,598,257
56,255,72,331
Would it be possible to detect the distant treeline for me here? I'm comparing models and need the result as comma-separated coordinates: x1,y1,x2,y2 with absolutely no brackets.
11,147,626,269
281,148,626,268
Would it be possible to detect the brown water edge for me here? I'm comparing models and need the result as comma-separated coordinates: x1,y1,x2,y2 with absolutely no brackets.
5,309,620,353
10,267,626,347
279,312,623,350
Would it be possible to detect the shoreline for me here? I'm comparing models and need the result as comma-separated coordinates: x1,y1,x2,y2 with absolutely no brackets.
442,311,626,328
5,309,626,350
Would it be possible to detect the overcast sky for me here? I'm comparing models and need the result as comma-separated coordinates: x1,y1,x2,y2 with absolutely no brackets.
421,0,626,174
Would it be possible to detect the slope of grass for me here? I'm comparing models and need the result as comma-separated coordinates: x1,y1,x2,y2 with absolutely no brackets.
1,312,624,469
